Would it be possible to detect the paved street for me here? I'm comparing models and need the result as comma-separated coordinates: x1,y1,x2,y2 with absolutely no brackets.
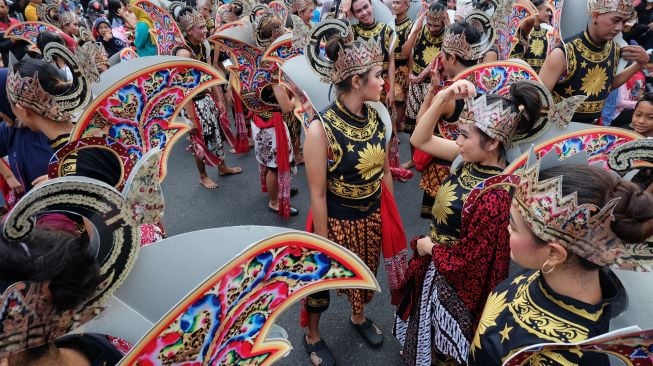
161,133,426,365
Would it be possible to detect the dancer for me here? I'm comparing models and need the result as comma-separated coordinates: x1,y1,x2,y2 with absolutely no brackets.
401,1,447,169
176,6,241,189
539,0,650,124
509,0,552,73
302,19,402,365
397,78,543,365
390,0,412,163
469,160,653,365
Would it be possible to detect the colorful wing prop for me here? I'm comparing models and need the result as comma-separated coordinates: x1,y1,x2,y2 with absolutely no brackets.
1,149,163,358
503,327,653,366
119,231,380,365
4,21,61,47
48,56,227,187
133,0,186,56
499,1,538,60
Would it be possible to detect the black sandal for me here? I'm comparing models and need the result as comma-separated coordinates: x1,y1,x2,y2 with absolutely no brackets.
303,335,336,366
350,318,383,348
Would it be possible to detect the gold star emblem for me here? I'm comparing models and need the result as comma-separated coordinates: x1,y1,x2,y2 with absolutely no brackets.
607,61,611,67
346,143,355,152
511,275,526,285
499,324,513,343
580,65,608,97
564,85,574,96
377,130,385,140
580,61,587,68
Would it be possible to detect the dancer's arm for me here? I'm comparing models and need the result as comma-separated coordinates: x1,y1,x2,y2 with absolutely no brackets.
304,121,329,238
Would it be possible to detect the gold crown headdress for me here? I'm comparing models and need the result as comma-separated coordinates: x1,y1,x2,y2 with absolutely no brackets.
6,69,70,122
6,42,96,122
307,19,383,83
459,93,518,146
587,0,634,17
426,5,448,24
514,148,653,271
179,9,205,31
60,11,77,26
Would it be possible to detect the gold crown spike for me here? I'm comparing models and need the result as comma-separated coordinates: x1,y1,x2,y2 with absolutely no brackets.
179,9,205,31
306,19,353,82
426,6,448,24
60,11,77,26
6,69,70,122
458,94,518,146
587,0,634,16
515,148,653,271
331,37,383,83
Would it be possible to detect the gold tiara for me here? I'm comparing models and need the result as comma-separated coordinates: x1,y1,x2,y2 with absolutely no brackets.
426,6,448,24
458,94,518,146
442,29,485,61
587,0,634,16
179,9,205,31
60,11,77,26
6,69,70,122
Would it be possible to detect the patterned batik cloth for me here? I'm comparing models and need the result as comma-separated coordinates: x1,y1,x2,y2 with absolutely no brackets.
419,162,451,219
329,210,382,315
189,94,226,167
468,270,616,366
251,118,294,168
396,163,513,365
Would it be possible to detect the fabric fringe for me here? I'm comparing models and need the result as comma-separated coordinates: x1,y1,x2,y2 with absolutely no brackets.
233,94,249,153
380,182,409,306
209,90,237,149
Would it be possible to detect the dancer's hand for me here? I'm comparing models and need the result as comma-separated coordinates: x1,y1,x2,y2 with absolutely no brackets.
416,236,435,256
437,79,476,102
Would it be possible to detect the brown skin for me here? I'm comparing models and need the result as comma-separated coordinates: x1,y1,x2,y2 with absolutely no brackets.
631,100,653,137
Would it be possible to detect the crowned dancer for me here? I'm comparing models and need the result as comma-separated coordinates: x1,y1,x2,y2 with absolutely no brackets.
539,0,650,124
290,0,316,26
400,1,447,169
469,155,653,365
302,19,409,366
397,78,545,365
176,6,241,189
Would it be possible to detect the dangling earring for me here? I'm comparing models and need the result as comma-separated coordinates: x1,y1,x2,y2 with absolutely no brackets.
541,259,556,274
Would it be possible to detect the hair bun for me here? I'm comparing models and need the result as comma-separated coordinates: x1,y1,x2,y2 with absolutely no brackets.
608,180,653,243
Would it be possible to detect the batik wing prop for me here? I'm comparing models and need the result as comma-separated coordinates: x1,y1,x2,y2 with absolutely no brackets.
133,0,186,56
505,127,642,173
211,34,281,112
0,149,163,358
446,60,540,140
608,138,653,175
48,56,227,188
36,3,61,26
4,21,61,50
503,327,653,366
546,0,563,52
267,0,289,24
117,231,380,365
499,1,538,60
261,15,310,65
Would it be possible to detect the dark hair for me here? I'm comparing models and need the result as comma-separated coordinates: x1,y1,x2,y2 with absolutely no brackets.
232,2,243,16
176,6,195,22
0,228,101,311
325,37,373,94
477,81,543,150
534,165,653,270
13,59,70,98
531,0,546,7
257,12,282,39
443,21,482,67
107,0,123,24
350,0,371,12
635,92,653,109
428,1,447,16
36,31,66,54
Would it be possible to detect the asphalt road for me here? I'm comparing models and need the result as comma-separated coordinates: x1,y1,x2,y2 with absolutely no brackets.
161,132,427,366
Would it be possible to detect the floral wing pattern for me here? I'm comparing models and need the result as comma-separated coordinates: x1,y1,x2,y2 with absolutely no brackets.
120,232,380,365
48,58,227,188
133,0,186,56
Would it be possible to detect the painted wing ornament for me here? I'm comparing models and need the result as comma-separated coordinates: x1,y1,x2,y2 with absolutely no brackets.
4,21,62,49
502,327,653,366
119,47,139,61
500,0,538,60
48,56,228,188
261,14,310,65
0,149,163,358
133,0,186,56
119,231,380,365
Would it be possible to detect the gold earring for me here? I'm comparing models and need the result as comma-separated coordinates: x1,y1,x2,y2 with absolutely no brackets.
541,260,556,274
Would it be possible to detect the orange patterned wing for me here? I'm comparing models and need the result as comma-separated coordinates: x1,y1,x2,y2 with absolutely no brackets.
120,232,380,365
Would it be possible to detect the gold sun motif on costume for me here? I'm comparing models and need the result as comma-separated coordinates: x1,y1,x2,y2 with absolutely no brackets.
355,143,385,180
422,45,439,65
580,65,608,97
432,180,457,225
470,290,508,357
530,38,545,56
